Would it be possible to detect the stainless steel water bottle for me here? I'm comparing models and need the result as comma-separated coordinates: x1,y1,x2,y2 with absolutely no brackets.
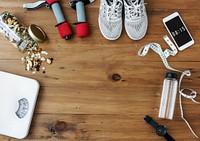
159,72,178,120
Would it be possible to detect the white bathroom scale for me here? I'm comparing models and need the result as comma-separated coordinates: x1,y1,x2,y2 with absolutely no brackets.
0,71,40,139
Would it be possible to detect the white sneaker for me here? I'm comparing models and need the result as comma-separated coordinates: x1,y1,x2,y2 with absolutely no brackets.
124,0,148,40
98,0,123,40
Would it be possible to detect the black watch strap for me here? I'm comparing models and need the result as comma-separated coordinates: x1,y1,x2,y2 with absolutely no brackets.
144,115,159,129
164,132,175,141
144,115,176,141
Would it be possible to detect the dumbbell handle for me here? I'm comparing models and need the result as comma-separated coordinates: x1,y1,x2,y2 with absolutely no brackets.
46,0,72,39
24,0,73,40
71,1,89,37
76,1,86,22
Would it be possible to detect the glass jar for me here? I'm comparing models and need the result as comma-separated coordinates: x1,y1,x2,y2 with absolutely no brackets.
0,11,39,52
0,11,50,73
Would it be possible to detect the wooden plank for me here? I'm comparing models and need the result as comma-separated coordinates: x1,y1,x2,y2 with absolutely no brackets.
34,87,200,115
0,60,200,88
0,114,200,140
146,0,200,10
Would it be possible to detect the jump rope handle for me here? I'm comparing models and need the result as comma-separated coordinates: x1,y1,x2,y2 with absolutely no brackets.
70,0,95,37
46,0,73,40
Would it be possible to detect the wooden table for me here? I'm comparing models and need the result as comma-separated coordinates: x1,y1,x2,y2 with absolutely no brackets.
0,0,200,140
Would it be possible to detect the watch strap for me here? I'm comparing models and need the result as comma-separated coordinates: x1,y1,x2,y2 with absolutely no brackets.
164,132,175,141
144,115,159,129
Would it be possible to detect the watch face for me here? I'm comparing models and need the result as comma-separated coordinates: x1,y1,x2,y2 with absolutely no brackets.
156,126,167,136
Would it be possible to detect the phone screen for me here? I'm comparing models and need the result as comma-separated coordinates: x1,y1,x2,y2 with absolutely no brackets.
165,16,192,47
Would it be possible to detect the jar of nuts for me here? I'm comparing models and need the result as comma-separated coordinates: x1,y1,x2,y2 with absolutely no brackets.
0,11,52,73
0,11,46,52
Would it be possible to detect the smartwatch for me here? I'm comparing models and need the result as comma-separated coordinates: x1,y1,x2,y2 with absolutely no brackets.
144,115,175,141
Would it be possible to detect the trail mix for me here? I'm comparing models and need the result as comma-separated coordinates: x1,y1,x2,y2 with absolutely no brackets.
0,12,53,73
22,48,53,73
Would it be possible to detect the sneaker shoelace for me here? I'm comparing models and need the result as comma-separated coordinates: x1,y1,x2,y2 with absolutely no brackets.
105,0,122,22
126,0,144,20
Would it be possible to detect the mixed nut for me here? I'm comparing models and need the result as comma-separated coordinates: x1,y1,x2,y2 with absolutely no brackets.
22,48,53,73
0,12,53,73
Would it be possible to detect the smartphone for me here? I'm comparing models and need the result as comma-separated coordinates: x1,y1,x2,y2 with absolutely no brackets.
163,12,194,51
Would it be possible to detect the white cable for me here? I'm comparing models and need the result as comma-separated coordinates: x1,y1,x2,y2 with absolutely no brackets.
179,71,200,139
138,43,200,139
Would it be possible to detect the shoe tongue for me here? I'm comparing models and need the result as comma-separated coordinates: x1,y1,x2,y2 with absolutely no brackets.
107,0,120,6
127,0,141,6
106,0,113,6
137,0,141,4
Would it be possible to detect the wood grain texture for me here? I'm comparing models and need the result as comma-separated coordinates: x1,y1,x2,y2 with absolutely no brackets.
0,0,200,140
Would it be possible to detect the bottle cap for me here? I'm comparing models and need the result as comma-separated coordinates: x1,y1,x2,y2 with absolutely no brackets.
28,24,46,43
166,72,177,79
